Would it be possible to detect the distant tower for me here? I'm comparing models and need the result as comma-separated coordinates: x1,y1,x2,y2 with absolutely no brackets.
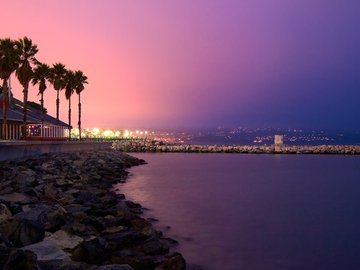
274,135,283,145
274,135,283,152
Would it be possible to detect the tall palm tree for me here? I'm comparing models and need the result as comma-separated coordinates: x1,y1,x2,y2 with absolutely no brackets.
32,62,50,127
49,63,66,121
15,37,39,139
0,38,21,140
74,70,88,140
64,70,76,140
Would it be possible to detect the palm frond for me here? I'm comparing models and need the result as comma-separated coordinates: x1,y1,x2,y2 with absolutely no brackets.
0,38,21,80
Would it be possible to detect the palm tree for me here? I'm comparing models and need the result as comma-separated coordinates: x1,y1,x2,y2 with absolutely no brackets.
15,37,39,139
32,62,50,127
49,63,66,121
64,70,76,140
0,38,21,140
74,70,88,140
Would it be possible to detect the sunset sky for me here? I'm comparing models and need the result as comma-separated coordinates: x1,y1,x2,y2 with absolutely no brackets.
2,0,360,130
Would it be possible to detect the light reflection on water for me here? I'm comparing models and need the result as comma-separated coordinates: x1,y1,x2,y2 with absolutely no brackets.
116,153,360,270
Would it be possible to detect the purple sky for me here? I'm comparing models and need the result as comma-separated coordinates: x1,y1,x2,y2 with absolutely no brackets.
3,0,360,130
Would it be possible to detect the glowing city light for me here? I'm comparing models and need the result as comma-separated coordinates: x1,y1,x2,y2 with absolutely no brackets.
92,128,100,136
79,127,155,140
103,129,114,138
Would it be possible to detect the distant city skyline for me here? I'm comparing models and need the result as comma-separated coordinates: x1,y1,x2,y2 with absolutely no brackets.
2,0,360,130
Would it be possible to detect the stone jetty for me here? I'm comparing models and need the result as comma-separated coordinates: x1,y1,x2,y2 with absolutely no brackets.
0,150,185,270
112,139,360,155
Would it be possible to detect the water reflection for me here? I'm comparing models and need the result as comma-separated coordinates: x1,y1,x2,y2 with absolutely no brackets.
117,153,360,270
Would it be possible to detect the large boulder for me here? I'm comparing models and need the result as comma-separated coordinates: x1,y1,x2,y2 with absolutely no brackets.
2,249,39,270
0,232,12,249
102,230,148,250
55,178,74,188
6,205,49,246
14,205,48,227
0,219,45,247
102,226,126,235
96,264,134,270
71,237,109,264
38,260,91,270
65,221,98,236
0,233,13,266
109,254,156,270
75,191,100,204
13,170,37,189
64,204,90,218
0,192,33,204
43,183,58,200
45,230,83,250
0,203,12,224
22,239,70,263
45,204,68,232
133,238,169,255
154,253,186,270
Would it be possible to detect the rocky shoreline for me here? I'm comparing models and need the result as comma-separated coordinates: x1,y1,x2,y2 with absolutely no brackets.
0,150,186,270
112,140,360,155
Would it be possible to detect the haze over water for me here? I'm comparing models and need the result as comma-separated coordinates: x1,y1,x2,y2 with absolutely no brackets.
119,153,360,270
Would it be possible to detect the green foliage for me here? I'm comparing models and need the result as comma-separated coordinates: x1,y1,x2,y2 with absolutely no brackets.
64,70,76,99
1,36,89,139
32,62,50,94
74,70,88,94
15,37,38,87
49,63,67,91
0,38,21,80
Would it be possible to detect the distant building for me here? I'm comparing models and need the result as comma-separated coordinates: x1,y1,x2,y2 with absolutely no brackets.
274,135,283,145
274,135,284,152
0,93,68,141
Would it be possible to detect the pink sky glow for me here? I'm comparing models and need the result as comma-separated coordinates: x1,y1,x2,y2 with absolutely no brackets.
2,0,360,130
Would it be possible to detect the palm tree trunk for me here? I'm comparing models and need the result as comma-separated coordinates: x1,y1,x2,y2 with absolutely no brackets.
22,83,29,140
56,90,60,121
40,93,44,124
68,97,71,140
78,93,81,140
40,92,44,138
1,80,8,140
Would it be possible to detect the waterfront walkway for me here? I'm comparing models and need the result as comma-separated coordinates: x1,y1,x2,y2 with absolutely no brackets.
0,140,112,161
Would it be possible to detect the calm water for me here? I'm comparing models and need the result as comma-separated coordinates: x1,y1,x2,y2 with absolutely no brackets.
117,153,360,270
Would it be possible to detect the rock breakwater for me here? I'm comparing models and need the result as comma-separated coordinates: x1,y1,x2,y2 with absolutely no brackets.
0,150,185,270
112,140,360,155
